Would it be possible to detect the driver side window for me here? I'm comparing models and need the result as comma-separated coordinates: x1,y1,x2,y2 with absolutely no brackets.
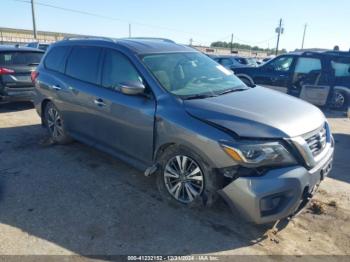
268,56,294,72
220,58,233,68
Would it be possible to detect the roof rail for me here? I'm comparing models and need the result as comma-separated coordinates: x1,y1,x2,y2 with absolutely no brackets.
121,37,175,43
63,35,115,42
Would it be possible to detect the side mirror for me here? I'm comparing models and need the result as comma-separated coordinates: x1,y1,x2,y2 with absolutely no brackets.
119,81,145,95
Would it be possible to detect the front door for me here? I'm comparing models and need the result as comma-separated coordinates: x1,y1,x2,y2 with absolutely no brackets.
91,48,156,165
255,55,294,93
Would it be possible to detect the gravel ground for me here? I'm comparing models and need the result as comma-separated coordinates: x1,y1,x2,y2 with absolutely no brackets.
0,102,349,257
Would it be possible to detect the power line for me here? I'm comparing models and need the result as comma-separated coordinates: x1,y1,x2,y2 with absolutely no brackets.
8,0,279,49
8,0,212,40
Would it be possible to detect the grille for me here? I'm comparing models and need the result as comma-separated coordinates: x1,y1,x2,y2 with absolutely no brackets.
305,125,327,156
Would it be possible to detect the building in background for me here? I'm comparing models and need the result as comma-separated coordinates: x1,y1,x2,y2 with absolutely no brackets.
0,27,83,45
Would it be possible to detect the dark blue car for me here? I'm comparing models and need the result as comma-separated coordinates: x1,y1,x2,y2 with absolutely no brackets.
234,51,350,110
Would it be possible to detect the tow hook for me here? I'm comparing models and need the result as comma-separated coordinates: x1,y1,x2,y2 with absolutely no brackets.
144,163,159,177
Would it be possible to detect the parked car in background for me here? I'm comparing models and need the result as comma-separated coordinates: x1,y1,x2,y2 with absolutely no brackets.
210,55,257,70
262,56,275,64
33,37,334,224
0,45,44,103
234,51,350,110
25,42,50,52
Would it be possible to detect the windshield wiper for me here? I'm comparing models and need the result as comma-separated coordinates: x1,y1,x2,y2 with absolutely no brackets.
217,87,248,96
183,94,217,100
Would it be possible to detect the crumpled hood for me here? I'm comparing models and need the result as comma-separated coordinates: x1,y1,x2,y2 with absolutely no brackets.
184,86,325,138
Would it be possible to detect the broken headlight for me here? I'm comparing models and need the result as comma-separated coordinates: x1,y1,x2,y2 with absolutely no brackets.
221,141,297,167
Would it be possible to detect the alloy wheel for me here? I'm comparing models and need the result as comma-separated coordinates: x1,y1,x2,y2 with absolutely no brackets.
47,107,64,140
163,155,204,203
332,91,345,109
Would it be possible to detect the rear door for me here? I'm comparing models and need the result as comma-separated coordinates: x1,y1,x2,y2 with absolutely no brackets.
91,48,156,164
60,45,104,140
293,56,330,106
0,51,43,89
255,55,295,93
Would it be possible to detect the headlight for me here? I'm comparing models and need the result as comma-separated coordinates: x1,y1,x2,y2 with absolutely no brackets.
221,141,297,167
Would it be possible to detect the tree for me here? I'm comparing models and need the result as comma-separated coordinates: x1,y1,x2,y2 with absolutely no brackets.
210,41,286,54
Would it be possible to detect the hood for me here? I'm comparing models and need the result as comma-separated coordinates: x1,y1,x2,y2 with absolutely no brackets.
184,86,325,138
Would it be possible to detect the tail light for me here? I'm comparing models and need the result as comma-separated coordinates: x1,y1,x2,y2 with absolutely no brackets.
31,71,39,83
0,67,15,75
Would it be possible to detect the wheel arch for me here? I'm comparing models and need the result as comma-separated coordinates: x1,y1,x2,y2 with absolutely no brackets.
41,98,52,126
235,73,255,85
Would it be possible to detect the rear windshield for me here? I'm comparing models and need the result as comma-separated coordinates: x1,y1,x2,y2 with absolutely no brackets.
0,51,43,66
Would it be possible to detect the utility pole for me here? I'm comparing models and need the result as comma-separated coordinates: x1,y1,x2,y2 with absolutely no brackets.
301,23,307,49
275,18,283,55
128,23,131,38
230,33,234,53
31,0,37,39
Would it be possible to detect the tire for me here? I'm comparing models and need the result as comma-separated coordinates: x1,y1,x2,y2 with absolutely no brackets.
239,76,254,87
156,145,221,208
330,90,348,111
43,101,73,144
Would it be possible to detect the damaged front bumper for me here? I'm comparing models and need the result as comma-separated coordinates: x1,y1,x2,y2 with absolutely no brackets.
219,144,334,224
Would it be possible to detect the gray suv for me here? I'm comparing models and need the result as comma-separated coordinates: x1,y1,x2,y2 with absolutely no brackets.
33,37,334,224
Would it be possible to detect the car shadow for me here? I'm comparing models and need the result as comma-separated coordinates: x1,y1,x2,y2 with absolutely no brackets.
0,124,286,256
0,101,34,113
329,133,350,184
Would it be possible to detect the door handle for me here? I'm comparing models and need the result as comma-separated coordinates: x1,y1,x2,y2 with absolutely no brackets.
52,85,61,91
94,98,106,107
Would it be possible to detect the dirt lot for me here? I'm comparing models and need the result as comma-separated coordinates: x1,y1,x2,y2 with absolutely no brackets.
0,102,349,257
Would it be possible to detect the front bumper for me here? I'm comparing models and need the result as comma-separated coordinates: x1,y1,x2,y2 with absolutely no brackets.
219,143,334,224
0,86,35,103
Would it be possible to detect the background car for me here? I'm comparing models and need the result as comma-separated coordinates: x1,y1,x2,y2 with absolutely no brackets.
234,51,350,110
210,55,257,70
25,42,50,52
0,45,44,103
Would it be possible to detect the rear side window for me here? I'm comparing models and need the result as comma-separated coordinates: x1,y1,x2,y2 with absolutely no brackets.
66,46,102,84
44,46,70,73
101,49,142,89
0,51,43,66
331,58,350,77
295,57,322,74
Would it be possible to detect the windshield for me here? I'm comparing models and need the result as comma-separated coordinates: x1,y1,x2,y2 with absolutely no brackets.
0,51,43,66
142,52,247,98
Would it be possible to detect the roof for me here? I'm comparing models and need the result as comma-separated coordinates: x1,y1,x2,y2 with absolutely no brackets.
116,38,194,54
0,45,45,52
54,37,196,54
210,54,244,59
288,50,350,57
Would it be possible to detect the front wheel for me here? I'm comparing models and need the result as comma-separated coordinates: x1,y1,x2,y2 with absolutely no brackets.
156,145,221,208
238,76,254,87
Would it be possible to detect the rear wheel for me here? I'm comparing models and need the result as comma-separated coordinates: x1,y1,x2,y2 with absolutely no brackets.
157,145,221,208
330,90,348,110
44,102,72,144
